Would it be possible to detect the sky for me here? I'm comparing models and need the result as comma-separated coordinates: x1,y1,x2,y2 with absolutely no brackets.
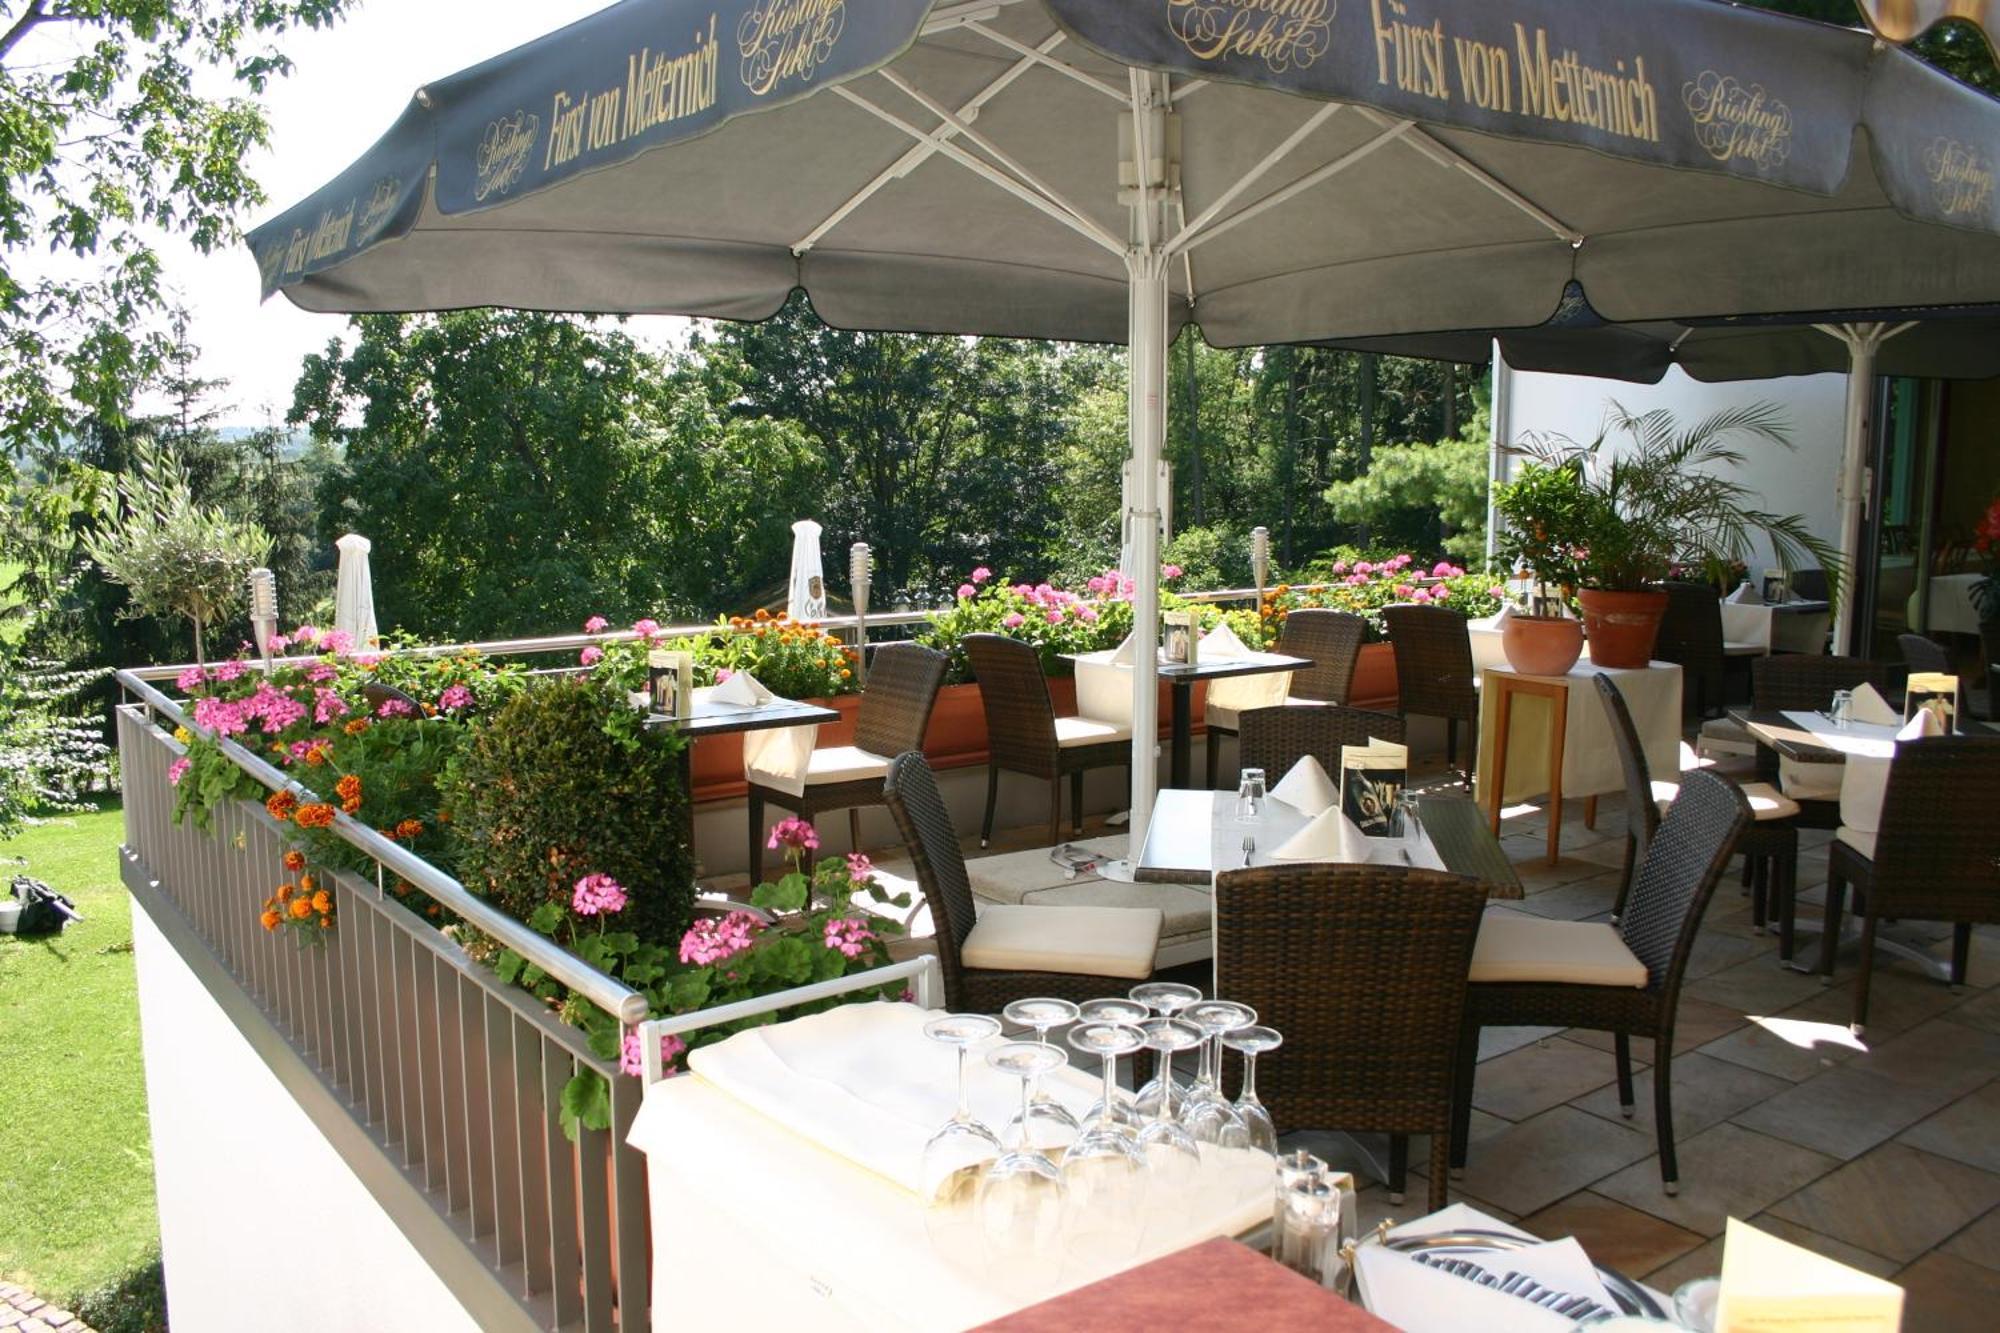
161,0,685,424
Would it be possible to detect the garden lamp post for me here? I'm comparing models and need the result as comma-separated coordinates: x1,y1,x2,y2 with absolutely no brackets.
850,541,873,685
249,567,278,674
1251,527,1271,603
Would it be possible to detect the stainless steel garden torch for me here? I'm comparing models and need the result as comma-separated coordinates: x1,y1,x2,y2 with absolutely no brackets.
249,567,278,674
849,542,873,685
1250,527,1271,601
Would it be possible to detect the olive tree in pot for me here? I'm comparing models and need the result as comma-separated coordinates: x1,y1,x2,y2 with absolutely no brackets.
1509,403,1841,670
1491,462,1592,675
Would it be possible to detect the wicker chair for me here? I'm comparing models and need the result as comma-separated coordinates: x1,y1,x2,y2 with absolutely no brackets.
1237,704,1405,784
1204,610,1367,787
965,634,1129,848
1381,604,1479,781
1822,736,2000,1032
746,642,947,880
1215,864,1489,1211
1749,654,1894,830
882,752,1163,1013
1596,674,1800,944
1453,770,1751,1194
1898,633,1952,676
1655,581,1762,719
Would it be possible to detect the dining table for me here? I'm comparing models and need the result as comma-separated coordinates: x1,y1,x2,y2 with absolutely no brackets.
647,689,840,863
1071,648,1311,788
1134,787,1522,899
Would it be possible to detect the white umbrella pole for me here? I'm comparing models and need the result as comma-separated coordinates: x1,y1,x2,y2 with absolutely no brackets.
1126,254,1169,849
1818,321,1913,655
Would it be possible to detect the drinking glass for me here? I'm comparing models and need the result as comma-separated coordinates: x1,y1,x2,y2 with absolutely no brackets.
1235,767,1268,823
919,1014,1004,1251
1181,1000,1256,1146
1077,997,1151,1129
1222,1024,1282,1155
1134,1018,1205,1195
1129,981,1201,1117
1062,1021,1150,1264
1002,997,1081,1151
1830,688,1853,728
978,1042,1071,1268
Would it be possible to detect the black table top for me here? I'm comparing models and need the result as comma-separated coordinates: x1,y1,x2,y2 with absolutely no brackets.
647,695,840,738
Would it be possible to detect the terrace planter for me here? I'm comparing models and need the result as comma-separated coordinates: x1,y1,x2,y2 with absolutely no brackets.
1501,615,1585,677
1577,588,1669,669
1349,642,1400,710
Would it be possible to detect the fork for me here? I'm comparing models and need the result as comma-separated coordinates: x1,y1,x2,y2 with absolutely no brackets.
1241,835,1255,867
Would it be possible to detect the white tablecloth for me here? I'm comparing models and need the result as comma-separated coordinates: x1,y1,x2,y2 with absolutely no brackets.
1474,662,1684,807
1719,603,1773,653
1911,573,1986,637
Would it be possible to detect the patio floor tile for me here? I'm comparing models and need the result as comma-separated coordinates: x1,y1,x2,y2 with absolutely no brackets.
1732,1064,1977,1160
1470,1036,1629,1123
1679,930,1771,982
1857,1018,2000,1087
1477,1024,1565,1062
1517,1193,1706,1278
1455,1106,1654,1218
1515,874,1623,921
1896,1079,2000,1175
1683,954,1830,1015
1594,1122,1839,1237
1565,996,1748,1063
1767,1143,2000,1263
1570,1051,1790,1141
1770,968,1973,1040
1697,1012,1868,1083
1896,1252,2000,1329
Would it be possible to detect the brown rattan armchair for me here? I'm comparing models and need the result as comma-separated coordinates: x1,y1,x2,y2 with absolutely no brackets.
1237,704,1404,785
965,633,1129,848
1655,581,1761,719
1204,609,1367,787
747,642,947,880
882,752,1163,1014
1381,604,1478,782
1452,770,1751,1194
1749,654,1894,829
1822,735,2000,1032
1595,674,1800,948
1215,864,1489,1211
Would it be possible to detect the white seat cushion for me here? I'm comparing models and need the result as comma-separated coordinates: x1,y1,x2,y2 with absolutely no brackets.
1834,826,1877,861
1779,756,1843,802
1652,779,1798,821
1696,717,1755,758
801,744,892,785
1723,640,1767,656
961,903,1163,979
1054,714,1132,748
1469,911,1649,988
1205,696,1325,732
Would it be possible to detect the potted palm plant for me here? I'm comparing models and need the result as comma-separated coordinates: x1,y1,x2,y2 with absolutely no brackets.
1508,403,1841,670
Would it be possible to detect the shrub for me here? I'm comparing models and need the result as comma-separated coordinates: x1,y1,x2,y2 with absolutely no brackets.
444,676,695,947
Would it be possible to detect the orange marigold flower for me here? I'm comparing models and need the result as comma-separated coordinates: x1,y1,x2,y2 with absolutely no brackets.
754,608,770,622
290,897,314,919
300,874,315,893
344,718,370,736
335,774,362,803
341,796,363,815
266,790,298,821
295,802,337,829
311,890,332,914
319,915,333,929
304,744,330,767
396,818,423,840
276,882,296,902
260,909,281,931
282,849,306,872
840,668,852,680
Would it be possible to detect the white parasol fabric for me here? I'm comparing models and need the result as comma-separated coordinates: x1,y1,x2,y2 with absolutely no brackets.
787,519,827,623
333,533,378,647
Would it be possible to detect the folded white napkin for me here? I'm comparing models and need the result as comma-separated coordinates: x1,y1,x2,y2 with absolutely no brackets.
710,670,774,707
1271,805,1369,862
1199,621,1250,660
1271,755,1338,816
1111,632,1137,665
1848,682,1899,726
1839,706,1944,841
1726,581,1761,605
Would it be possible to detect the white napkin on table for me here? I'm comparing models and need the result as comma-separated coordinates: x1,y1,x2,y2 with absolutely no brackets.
1838,707,1944,844
1726,581,1761,605
724,672,819,798
1270,755,1339,816
1271,805,1370,862
1469,603,1515,634
1111,632,1137,665
1200,621,1251,660
1848,682,1899,726
710,670,774,707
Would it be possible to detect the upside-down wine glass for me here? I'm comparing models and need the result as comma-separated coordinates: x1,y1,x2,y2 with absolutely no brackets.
1181,1000,1256,1147
978,1041,1071,1269
1077,997,1151,1129
920,1014,1004,1252
1002,997,1081,1152
1134,1017,1205,1198
1222,1024,1283,1156
1129,981,1202,1117
1062,1020,1151,1265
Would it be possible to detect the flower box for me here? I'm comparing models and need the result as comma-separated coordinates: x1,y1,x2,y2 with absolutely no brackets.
1349,642,1399,710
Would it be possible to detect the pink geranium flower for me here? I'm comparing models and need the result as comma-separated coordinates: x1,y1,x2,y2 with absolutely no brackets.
1432,561,1455,577
1395,585,1414,599
584,615,608,634
957,583,976,600
1045,608,1063,624
579,645,604,666
1002,612,1025,628
971,567,992,584
1162,564,1184,579
571,872,628,916
1411,587,1433,603
768,816,819,854
680,911,761,966
437,684,473,712
1329,561,1349,576
1489,586,1508,599
631,618,661,639
846,852,874,880
822,917,877,960
621,1029,687,1078
167,757,191,787
176,666,207,692
1077,605,1098,623
1354,561,1373,576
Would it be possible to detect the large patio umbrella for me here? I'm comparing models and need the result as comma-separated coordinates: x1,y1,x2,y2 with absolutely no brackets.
247,0,2000,841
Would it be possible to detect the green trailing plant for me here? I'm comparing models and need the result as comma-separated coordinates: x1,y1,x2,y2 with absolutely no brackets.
83,441,271,669
0,647,109,840
1509,403,1842,597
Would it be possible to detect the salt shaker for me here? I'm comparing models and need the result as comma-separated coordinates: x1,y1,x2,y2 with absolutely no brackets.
1279,1175,1342,1287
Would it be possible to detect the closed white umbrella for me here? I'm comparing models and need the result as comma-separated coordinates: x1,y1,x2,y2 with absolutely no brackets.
787,520,827,623
334,533,379,647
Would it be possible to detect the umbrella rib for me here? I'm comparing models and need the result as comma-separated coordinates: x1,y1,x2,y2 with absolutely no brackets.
966,20,1128,101
1356,108,1583,247
1177,120,1414,256
1165,102,1344,254
831,85,1126,256
792,30,1065,255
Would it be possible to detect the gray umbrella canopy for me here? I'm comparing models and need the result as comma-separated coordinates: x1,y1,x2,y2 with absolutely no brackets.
247,0,2000,838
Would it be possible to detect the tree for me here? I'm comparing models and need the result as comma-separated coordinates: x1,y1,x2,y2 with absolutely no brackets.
0,0,351,454
1742,1,1997,94
1322,409,1493,565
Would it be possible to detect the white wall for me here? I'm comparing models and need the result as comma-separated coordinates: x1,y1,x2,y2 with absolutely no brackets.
1498,363,1849,577
133,899,484,1333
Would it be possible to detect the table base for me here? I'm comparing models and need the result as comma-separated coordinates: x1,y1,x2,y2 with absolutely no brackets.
1781,921,1954,987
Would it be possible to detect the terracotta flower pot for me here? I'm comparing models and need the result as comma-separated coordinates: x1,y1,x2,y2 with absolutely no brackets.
1500,615,1585,676
1577,588,1669,669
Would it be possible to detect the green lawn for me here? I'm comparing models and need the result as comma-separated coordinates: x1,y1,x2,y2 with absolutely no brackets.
0,799,159,1300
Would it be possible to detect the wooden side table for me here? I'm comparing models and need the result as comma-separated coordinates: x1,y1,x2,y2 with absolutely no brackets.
1485,671,1569,866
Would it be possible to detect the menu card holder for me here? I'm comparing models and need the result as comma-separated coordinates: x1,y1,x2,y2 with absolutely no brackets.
1339,738,1409,838
1716,1218,1903,1331
1164,609,1199,666
1904,671,1960,734
648,649,694,719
